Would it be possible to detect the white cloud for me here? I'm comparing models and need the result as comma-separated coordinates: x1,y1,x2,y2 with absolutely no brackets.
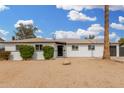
109,5,124,11
109,32,117,39
56,5,124,11
54,24,119,42
76,28,98,37
87,24,104,32
56,5,84,11
119,16,124,23
36,35,42,38
83,6,103,10
115,36,120,42
36,29,42,33
110,23,124,30
77,24,104,36
45,38,52,40
67,10,96,21
109,32,120,41
0,5,9,12
54,24,103,39
86,5,124,11
54,31,80,39
95,35,104,39
35,29,42,38
109,32,120,42
0,28,8,40
14,20,34,28
56,5,103,11
76,24,104,37
95,32,120,42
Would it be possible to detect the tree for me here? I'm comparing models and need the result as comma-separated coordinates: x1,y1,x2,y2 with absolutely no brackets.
15,23,38,40
118,38,124,46
103,5,110,60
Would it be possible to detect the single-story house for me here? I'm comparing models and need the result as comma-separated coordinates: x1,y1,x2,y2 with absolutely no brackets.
0,38,124,60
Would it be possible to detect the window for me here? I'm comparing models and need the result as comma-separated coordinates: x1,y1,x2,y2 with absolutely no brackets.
88,45,95,50
72,45,78,51
35,45,43,51
0,45,5,51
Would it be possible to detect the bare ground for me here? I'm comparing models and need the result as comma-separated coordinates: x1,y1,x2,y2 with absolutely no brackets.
0,58,124,88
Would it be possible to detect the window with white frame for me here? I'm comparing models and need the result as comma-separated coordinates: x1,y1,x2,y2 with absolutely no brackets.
72,45,78,51
88,45,95,50
35,45,43,51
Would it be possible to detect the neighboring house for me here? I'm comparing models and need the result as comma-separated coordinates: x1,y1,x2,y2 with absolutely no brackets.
0,38,4,42
0,38,4,51
0,38,123,60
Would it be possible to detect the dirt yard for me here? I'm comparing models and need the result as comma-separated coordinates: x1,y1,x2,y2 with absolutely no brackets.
0,58,124,88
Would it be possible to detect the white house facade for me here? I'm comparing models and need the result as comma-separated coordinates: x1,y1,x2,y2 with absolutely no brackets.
56,39,121,58
0,38,123,60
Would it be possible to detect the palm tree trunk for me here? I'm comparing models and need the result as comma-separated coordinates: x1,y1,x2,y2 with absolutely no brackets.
103,5,110,60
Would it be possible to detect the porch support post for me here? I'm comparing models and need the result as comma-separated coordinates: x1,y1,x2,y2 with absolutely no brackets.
116,45,119,57
54,45,57,59
64,44,68,57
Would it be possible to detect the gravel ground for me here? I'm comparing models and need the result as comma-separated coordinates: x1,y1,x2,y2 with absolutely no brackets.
0,58,124,88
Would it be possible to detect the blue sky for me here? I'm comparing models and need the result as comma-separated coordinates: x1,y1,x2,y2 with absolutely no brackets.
0,5,124,41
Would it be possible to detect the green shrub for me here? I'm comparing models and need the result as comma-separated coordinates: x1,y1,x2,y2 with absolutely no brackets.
0,51,10,60
119,38,124,46
43,46,54,60
19,45,34,60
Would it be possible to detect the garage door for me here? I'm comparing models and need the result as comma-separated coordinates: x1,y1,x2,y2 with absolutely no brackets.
110,46,116,56
119,46,124,56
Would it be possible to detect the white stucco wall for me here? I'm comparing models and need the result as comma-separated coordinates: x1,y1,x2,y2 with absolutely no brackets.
5,43,57,60
66,44,104,57
10,51,44,61
4,43,120,60
10,52,22,60
33,51,44,60
32,43,57,59
92,45,104,57
5,44,16,51
0,44,5,47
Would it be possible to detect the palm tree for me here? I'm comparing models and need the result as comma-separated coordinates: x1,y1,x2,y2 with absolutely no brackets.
103,5,110,60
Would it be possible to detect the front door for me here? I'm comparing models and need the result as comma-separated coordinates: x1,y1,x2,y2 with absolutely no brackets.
119,46,124,56
110,46,116,56
57,45,63,57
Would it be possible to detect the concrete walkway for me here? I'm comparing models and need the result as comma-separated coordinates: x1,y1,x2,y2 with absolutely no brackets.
112,57,124,63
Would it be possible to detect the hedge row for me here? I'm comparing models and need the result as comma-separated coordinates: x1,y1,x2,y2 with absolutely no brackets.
43,46,54,60
18,45,54,60
0,51,10,60
18,45,34,60
0,45,54,60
